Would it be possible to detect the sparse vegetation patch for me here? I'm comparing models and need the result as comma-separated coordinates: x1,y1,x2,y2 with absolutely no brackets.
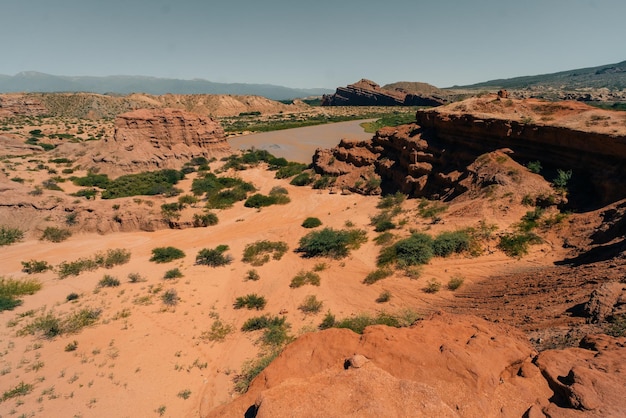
242,240,288,266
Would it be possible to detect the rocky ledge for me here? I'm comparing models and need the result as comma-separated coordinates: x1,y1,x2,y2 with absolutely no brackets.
322,79,447,107
84,108,232,175
206,312,626,418
314,96,626,209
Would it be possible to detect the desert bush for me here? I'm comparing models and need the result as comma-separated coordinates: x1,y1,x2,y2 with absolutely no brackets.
363,267,393,285
244,269,260,281
2,382,33,401
234,351,280,394
275,162,307,179
313,262,327,272
417,198,447,219
64,340,79,352
65,212,78,226
447,276,465,290
128,272,145,283
164,268,183,280
242,240,288,266
41,226,72,243
21,259,52,274
423,279,441,293
552,169,572,189
18,308,101,338
72,172,110,188
98,248,131,268
377,192,406,209
290,271,321,288
301,217,322,228
196,245,232,267
297,227,367,259
371,211,396,232
192,212,218,227
0,226,24,246
0,277,42,312
378,233,433,267
57,258,99,279
161,203,181,221
66,292,79,301
203,319,233,342
244,191,290,208
150,247,186,263
498,232,542,258
161,289,179,306
290,172,313,186
178,194,198,208
526,160,542,173
100,169,184,199
192,173,255,208
432,230,470,257
376,290,392,303
606,314,626,337
373,231,394,246
234,294,267,310
241,315,287,332
98,275,120,288
298,295,323,314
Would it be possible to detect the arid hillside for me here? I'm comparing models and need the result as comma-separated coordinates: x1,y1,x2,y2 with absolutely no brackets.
0,95,625,417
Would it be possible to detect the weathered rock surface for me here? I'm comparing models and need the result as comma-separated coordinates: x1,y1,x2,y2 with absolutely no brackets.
206,312,626,417
584,282,626,324
314,96,626,209
84,108,232,175
322,79,447,107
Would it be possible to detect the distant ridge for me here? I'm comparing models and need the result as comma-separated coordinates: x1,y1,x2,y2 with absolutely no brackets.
455,60,626,90
0,72,333,101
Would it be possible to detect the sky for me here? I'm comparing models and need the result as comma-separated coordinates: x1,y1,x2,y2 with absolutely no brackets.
1,0,625,89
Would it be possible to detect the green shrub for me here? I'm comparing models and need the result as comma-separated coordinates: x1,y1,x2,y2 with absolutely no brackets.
0,277,42,312
192,212,218,227
432,231,470,257
301,217,322,228
204,319,233,342
65,340,79,351
196,245,232,267
244,269,260,281
128,272,146,283
98,275,120,288
72,172,110,188
526,161,542,174
98,248,131,268
319,311,336,330
373,231,394,246
233,294,267,310
376,290,392,303
99,169,184,199
242,240,288,266
552,169,572,189
21,259,52,274
0,226,24,246
417,198,447,219
424,279,441,293
378,233,433,267
377,192,406,209
18,308,101,338
298,295,323,314
363,267,393,285
498,232,542,258
371,211,396,232
297,227,367,259
447,276,464,290
275,162,307,179
244,192,290,208
164,268,183,280
161,289,179,306
290,271,321,288
57,258,99,279
234,351,280,394
41,226,72,243
66,292,79,301
241,315,286,332
2,382,33,401
290,172,313,186
150,247,186,263
330,311,418,334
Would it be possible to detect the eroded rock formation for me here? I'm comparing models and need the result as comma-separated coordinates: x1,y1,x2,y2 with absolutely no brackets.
85,108,232,175
322,79,447,107
206,312,626,417
314,96,626,209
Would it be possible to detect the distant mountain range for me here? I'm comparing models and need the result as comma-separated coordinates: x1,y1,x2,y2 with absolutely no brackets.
0,72,333,101
455,60,626,90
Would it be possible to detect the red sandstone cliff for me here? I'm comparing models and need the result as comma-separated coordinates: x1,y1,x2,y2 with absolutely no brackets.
322,79,447,107
83,108,232,175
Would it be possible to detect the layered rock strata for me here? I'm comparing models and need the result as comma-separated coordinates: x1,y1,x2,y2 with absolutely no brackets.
322,79,447,107
87,108,232,175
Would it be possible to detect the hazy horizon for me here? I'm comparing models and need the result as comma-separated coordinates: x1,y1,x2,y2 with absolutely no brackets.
2,0,625,89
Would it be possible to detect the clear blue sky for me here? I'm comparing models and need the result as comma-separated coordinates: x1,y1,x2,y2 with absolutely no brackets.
1,0,624,89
